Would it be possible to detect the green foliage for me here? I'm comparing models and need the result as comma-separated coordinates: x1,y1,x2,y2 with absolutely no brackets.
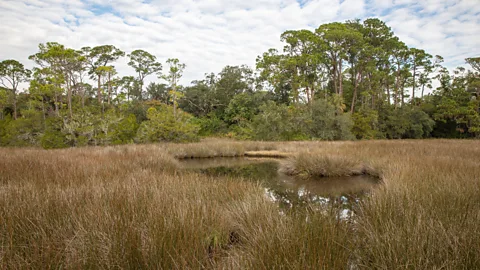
110,114,139,145
406,108,435,138
195,113,229,136
62,108,97,146
1,28,479,147
136,105,199,143
379,106,435,139
252,100,354,141
41,117,68,149
224,92,271,124
308,99,355,140
352,108,380,139
127,49,162,86
0,111,43,146
252,101,301,141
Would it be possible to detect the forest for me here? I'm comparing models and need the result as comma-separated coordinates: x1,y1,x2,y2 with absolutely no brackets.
1,18,479,148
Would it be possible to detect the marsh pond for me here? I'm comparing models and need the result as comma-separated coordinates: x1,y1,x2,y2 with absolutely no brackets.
179,157,379,218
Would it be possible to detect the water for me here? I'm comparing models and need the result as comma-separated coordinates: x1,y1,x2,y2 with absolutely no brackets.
179,157,379,216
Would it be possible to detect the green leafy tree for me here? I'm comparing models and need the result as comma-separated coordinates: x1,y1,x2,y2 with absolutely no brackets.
0,87,9,119
109,114,139,144
180,80,216,117
84,45,125,105
41,117,68,149
352,108,380,139
162,58,186,118
29,42,85,117
146,82,169,102
316,22,363,98
127,49,162,99
0,59,31,119
136,105,199,143
224,91,271,124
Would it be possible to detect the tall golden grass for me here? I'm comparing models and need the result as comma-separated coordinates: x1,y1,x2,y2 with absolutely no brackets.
1,139,479,269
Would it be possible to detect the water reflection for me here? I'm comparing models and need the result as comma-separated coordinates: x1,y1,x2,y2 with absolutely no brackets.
179,157,379,217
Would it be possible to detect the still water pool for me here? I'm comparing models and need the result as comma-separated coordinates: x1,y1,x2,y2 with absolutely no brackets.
179,157,379,217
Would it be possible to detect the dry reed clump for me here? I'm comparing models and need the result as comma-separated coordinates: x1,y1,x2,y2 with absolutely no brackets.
244,150,291,158
280,151,369,178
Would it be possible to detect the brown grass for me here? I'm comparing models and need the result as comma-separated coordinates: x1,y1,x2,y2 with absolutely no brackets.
280,152,367,177
1,139,479,269
244,150,291,158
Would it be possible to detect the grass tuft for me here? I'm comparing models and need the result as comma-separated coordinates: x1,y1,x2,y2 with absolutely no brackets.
280,151,367,177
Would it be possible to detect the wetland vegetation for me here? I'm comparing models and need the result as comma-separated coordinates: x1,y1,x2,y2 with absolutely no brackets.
1,139,479,269
1,19,480,149
1,14,479,269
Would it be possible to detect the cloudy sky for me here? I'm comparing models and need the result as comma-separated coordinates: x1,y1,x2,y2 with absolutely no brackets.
1,0,479,86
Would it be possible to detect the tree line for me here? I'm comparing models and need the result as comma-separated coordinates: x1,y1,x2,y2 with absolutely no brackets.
0,18,479,148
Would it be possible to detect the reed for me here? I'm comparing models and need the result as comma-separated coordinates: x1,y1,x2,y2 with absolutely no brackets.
1,139,479,269
280,152,366,177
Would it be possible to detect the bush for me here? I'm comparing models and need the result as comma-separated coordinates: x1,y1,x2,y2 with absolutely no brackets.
110,114,139,145
252,100,355,141
352,108,380,139
0,111,44,147
196,113,229,136
136,105,199,143
379,106,435,139
41,117,68,149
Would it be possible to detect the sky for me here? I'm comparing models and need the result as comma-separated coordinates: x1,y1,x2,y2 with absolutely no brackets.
0,0,479,88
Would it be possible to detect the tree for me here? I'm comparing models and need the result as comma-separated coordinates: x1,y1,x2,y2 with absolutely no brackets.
388,38,409,108
127,49,162,99
146,82,169,103
29,42,82,117
96,65,117,105
0,87,9,119
162,58,186,119
280,29,323,104
256,49,293,105
214,65,255,114
315,22,363,98
408,48,432,105
118,76,141,101
84,45,124,105
0,60,31,119
180,80,216,117
465,57,480,103
136,105,199,143
465,57,480,73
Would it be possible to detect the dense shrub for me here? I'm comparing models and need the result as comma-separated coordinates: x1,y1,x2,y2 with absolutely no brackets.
252,100,354,141
136,105,199,143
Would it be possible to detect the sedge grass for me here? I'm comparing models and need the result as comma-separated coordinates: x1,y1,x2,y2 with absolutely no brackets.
1,139,479,269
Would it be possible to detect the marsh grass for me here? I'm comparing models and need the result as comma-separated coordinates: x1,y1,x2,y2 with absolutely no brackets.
1,139,479,269
0,145,267,268
281,152,366,177
244,150,291,158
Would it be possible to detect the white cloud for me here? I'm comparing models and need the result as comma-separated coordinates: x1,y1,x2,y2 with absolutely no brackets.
0,0,479,92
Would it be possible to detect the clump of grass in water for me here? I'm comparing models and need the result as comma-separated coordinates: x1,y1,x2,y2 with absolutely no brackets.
280,151,368,178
